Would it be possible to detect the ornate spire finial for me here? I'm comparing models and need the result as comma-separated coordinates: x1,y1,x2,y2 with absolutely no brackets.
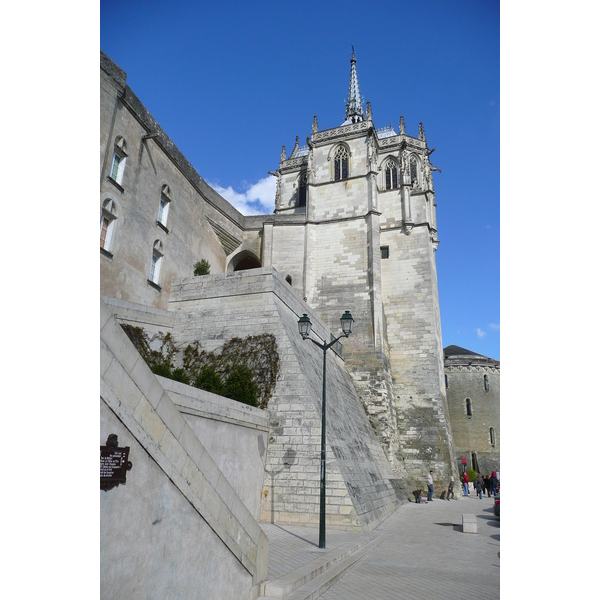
399,116,406,135
280,145,286,163
419,122,426,142
312,115,318,135
343,48,364,125
366,101,372,121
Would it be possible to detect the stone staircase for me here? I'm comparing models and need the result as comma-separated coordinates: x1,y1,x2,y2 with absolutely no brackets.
256,532,384,600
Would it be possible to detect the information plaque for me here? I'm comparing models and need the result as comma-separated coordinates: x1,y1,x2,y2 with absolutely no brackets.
100,434,132,491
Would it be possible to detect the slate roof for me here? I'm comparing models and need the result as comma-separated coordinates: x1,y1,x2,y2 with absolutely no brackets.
443,345,499,365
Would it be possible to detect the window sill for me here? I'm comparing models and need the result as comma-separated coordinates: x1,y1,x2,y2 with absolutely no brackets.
107,177,124,193
147,279,162,292
100,247,113,259
156,221,169,234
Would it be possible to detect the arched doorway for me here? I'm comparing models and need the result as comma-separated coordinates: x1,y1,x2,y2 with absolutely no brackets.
227,250,262,272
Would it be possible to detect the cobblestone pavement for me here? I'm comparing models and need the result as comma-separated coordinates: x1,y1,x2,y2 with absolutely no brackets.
262,494,499,600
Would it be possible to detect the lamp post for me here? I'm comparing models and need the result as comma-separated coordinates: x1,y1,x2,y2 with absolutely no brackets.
298,310,354,549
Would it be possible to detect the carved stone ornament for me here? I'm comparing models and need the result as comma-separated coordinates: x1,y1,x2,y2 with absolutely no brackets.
100,434,133,491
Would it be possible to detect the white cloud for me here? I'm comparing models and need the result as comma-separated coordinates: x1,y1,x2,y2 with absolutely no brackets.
209,176,276,216
476,328,486,338
489,323,500,331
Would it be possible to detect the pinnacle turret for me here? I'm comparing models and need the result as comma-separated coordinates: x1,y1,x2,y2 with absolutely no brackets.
342,48,364,125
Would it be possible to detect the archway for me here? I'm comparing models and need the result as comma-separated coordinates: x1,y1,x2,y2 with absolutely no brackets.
227,250,262,272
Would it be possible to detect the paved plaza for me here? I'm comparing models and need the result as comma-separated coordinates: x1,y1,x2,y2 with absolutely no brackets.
261,494,499,599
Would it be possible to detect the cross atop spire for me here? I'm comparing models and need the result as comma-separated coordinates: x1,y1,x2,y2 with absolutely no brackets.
343,48,364,125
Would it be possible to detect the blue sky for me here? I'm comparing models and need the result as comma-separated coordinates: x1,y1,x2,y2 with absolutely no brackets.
100,0,500,360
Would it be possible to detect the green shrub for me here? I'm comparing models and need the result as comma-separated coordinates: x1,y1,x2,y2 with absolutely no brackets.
151,363,172,378
194,364,224,396
171,367,190,385
194,259,211,276
224,364,259,407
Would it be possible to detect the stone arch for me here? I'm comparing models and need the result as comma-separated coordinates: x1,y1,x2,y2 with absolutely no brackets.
227,249,262,272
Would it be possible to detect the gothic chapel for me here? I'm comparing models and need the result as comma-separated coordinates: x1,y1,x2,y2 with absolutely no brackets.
100,48,459,544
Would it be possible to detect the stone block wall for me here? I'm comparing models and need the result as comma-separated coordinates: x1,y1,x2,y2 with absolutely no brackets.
445,364,500,475
167,267,402,532
380,223,458,489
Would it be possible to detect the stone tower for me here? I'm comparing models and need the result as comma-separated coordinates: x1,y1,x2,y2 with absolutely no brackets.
268,50,458,489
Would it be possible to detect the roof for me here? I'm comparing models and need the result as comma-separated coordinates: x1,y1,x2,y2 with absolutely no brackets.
443,345,499,365
443,345,483,357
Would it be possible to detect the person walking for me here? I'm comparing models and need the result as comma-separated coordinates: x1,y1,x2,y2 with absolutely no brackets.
427,470,434,501
490,471,498,496
484,474,491,497
462,470,469,496
447,476,455,500
475,473,484,499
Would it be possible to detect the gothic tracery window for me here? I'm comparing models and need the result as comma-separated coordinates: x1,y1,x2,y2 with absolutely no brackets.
385,159,399,190
410,156,418,186
334,146,349,181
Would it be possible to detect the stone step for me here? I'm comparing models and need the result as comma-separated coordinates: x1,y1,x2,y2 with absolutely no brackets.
257,533,384,600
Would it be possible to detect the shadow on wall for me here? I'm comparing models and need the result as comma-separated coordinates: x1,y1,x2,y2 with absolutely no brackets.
266,447,297,526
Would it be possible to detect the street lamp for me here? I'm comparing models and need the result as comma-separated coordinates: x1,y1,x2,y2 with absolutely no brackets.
297,310,354,549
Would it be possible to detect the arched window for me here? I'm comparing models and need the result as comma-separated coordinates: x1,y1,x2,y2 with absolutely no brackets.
333,146,349,181
285,275,292,285
409,156,418,186
484,374,489,392
149,240,164,286
109,136,127,185
445,374,449,389
384,159,399,190
466,398,472,417
157,184,171,229
298,171,307,207
489,427,496,446
100,199,117,253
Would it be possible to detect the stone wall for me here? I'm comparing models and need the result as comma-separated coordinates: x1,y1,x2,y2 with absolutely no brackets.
167,267,403,532
445,364,500,475
100,52,245,311
100,298,268,599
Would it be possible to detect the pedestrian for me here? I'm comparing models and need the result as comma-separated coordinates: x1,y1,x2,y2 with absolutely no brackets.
490,471,498,496
447,476,455,500
483,475,491,498
427,470,434,501
475,473,484,499
462,470,469,495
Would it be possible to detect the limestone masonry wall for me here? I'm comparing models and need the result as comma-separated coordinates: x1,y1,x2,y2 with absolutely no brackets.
100,298,268,599
168,268,402,532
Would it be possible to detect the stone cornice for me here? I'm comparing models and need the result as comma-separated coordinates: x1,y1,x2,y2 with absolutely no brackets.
445,364,500,374
311,120,371,145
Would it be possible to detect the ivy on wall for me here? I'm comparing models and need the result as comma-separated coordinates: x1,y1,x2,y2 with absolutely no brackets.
120,324,279,409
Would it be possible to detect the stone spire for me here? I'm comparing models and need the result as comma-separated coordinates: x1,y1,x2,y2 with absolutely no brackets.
343,47,364,125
